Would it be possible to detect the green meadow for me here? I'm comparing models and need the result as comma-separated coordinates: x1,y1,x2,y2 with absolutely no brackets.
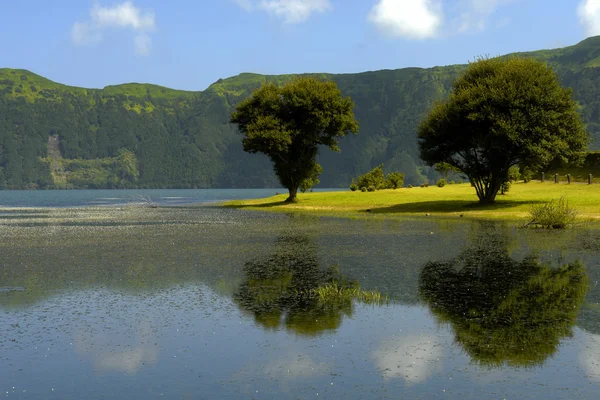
224,181,600,222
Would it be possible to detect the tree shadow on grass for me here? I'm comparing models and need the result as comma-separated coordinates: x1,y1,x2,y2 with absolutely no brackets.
369,200,544,214
224,201,289,209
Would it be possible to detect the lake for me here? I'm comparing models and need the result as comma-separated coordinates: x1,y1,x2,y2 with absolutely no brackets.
1,190,599,399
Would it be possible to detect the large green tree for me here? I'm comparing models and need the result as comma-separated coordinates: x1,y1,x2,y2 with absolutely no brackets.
418,57,588,204
230,77,358,202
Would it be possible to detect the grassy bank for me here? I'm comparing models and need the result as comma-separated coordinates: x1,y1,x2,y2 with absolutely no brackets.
224,182,600,221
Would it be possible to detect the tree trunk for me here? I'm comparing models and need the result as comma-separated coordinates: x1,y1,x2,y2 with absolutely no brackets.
477,181,501,204
285,186,299,203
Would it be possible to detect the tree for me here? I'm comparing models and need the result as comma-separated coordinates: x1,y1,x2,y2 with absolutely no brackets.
434,162,458,179
418,57,588,204
299,163,322,193
230,77,359,202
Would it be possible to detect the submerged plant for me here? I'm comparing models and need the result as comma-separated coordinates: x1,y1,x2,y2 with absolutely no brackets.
526,196,577,229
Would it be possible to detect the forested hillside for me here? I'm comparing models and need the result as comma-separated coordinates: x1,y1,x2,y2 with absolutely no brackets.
3,36,600,189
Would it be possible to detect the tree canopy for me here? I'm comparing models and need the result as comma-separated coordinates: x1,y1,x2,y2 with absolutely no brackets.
418,57,589,203
230,77,358,202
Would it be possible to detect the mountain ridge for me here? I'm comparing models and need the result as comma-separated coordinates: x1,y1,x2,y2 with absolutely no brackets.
2,37,600,189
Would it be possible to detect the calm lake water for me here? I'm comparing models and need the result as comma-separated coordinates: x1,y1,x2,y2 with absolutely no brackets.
1,190,600,399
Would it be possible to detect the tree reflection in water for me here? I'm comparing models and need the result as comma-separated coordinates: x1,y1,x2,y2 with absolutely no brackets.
234,234,363,337
419,227,589,368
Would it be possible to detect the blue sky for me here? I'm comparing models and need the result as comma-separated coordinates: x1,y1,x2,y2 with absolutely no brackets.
1,0,598,91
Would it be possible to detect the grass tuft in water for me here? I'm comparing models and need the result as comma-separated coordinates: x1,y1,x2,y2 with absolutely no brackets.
313,281,388,305
526,196,578,229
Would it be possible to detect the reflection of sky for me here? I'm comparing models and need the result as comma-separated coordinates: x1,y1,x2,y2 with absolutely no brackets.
75,320,158,375
580,330,600,383
4,284,600,398
263,354,331,379
372,334,444,384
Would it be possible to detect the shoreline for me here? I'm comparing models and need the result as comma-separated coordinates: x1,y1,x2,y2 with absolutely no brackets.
222,182,600,223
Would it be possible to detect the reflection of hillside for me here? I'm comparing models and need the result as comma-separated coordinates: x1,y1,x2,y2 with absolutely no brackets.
234,235,364,337
419,229,589,368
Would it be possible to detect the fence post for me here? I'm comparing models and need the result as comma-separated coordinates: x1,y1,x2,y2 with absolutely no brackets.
589,174,593,185
541,172,545,182
567,174,571,184
554,174,558,183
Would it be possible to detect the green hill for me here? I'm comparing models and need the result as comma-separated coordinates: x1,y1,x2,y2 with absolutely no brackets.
3,37,600,189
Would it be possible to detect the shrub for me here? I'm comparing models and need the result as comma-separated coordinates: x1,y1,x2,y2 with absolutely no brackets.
386,172,404,189
350,179,358,191
355,165,404,190
367,185,376,192
508,165,520,182
420,183,429,188
527,196,577,229
449,180,455,184
521,167,533,183
458,179,463,184
500,181,511,195
436,179,446,187
407,184,413,188
360,187,367,192
357,165,386,190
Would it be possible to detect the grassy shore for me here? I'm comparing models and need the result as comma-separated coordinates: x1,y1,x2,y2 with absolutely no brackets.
224,181,600,221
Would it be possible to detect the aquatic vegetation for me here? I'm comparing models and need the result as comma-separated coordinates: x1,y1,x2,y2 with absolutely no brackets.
313,281,387,305
526,196,578,229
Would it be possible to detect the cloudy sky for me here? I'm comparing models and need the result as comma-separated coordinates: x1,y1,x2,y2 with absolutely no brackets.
2,1,599,90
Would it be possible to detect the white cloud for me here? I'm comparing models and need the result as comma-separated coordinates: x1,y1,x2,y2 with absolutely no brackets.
233,0,332,24
368,0,443,39
579,0,600,37
372,335,444,384
71,1,156,56
368,0,515,39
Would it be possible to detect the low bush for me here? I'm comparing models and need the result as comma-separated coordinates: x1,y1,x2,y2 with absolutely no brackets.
367,185,376,192
357,165,386,190
526,196,577,229
437,179,446,187
360,187,367,192
500,181,511,195
407,184,413,188
350,179,358,191
353,165,404,190
420,183,429,188
386,172,404,189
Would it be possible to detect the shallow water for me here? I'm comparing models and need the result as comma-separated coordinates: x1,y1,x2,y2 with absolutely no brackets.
1,199,600,399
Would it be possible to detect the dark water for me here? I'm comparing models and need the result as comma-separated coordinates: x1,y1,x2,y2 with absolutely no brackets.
1,195,600,399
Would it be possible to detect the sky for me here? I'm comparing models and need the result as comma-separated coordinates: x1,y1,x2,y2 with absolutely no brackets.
1,0,600,91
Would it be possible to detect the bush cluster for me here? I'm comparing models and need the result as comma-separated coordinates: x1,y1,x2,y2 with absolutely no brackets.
527,196,577,229
349,164,404,191
436,179,446,187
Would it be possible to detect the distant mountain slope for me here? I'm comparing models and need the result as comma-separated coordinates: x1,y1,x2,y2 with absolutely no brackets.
2,37,600,189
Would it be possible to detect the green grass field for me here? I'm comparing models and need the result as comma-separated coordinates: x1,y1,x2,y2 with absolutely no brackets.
224,181,600,222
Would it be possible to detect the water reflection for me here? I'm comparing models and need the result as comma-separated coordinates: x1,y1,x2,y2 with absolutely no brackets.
372,334,444,384
74,319,159,375
419,226,589,368
234,234,363,336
